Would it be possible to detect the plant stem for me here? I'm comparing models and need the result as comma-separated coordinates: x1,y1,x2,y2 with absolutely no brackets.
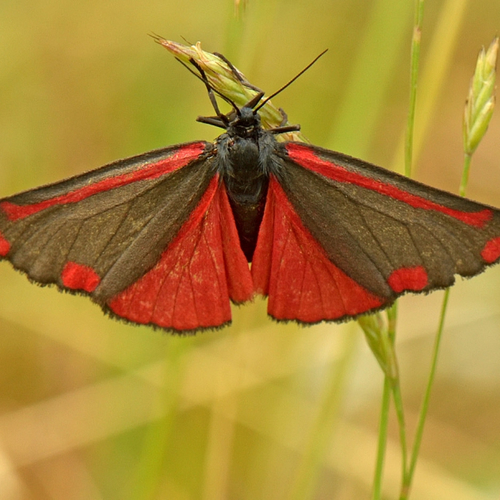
385,304,408,493
400,289,449,499
405,0,425,178
372,378,391,500
459,153,472,197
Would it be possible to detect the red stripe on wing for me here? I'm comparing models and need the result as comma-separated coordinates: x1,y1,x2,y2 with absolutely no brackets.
286,144,492,228
1,143,207,221
108,177,253,331
252,178,383,323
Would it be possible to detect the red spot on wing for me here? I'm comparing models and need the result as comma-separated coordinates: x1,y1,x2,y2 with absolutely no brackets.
252,178,383,322
481,236,500,263
1,143,206,221
286,144,492,228
109,177,253,331
387,266,428,293
0,233,10,256
61,262,101,292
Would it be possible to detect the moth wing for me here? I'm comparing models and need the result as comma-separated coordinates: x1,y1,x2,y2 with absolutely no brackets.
252,143,500,323
0,142,253,332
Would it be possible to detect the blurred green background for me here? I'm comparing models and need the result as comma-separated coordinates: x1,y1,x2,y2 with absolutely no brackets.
0,0,499,499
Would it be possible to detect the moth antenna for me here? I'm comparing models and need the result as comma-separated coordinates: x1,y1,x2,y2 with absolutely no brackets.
255,49,328,112
212,51,263,93
176,57,240,122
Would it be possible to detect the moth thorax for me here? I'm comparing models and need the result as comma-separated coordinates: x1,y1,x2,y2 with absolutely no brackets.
226,137,264,180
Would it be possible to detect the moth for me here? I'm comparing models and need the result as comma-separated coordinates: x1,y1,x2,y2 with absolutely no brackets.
1,53,499,333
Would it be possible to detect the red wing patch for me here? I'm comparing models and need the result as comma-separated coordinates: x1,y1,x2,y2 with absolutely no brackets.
0,233,10,257
482,237,500,264
252,178,384,323
108,178,253,331
387,266,428,293
62,262,101,292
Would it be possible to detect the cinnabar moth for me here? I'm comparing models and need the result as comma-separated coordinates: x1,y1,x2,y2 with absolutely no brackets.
1,55,499,333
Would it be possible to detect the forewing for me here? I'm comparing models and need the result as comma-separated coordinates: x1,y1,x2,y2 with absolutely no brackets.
252,143,500,323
